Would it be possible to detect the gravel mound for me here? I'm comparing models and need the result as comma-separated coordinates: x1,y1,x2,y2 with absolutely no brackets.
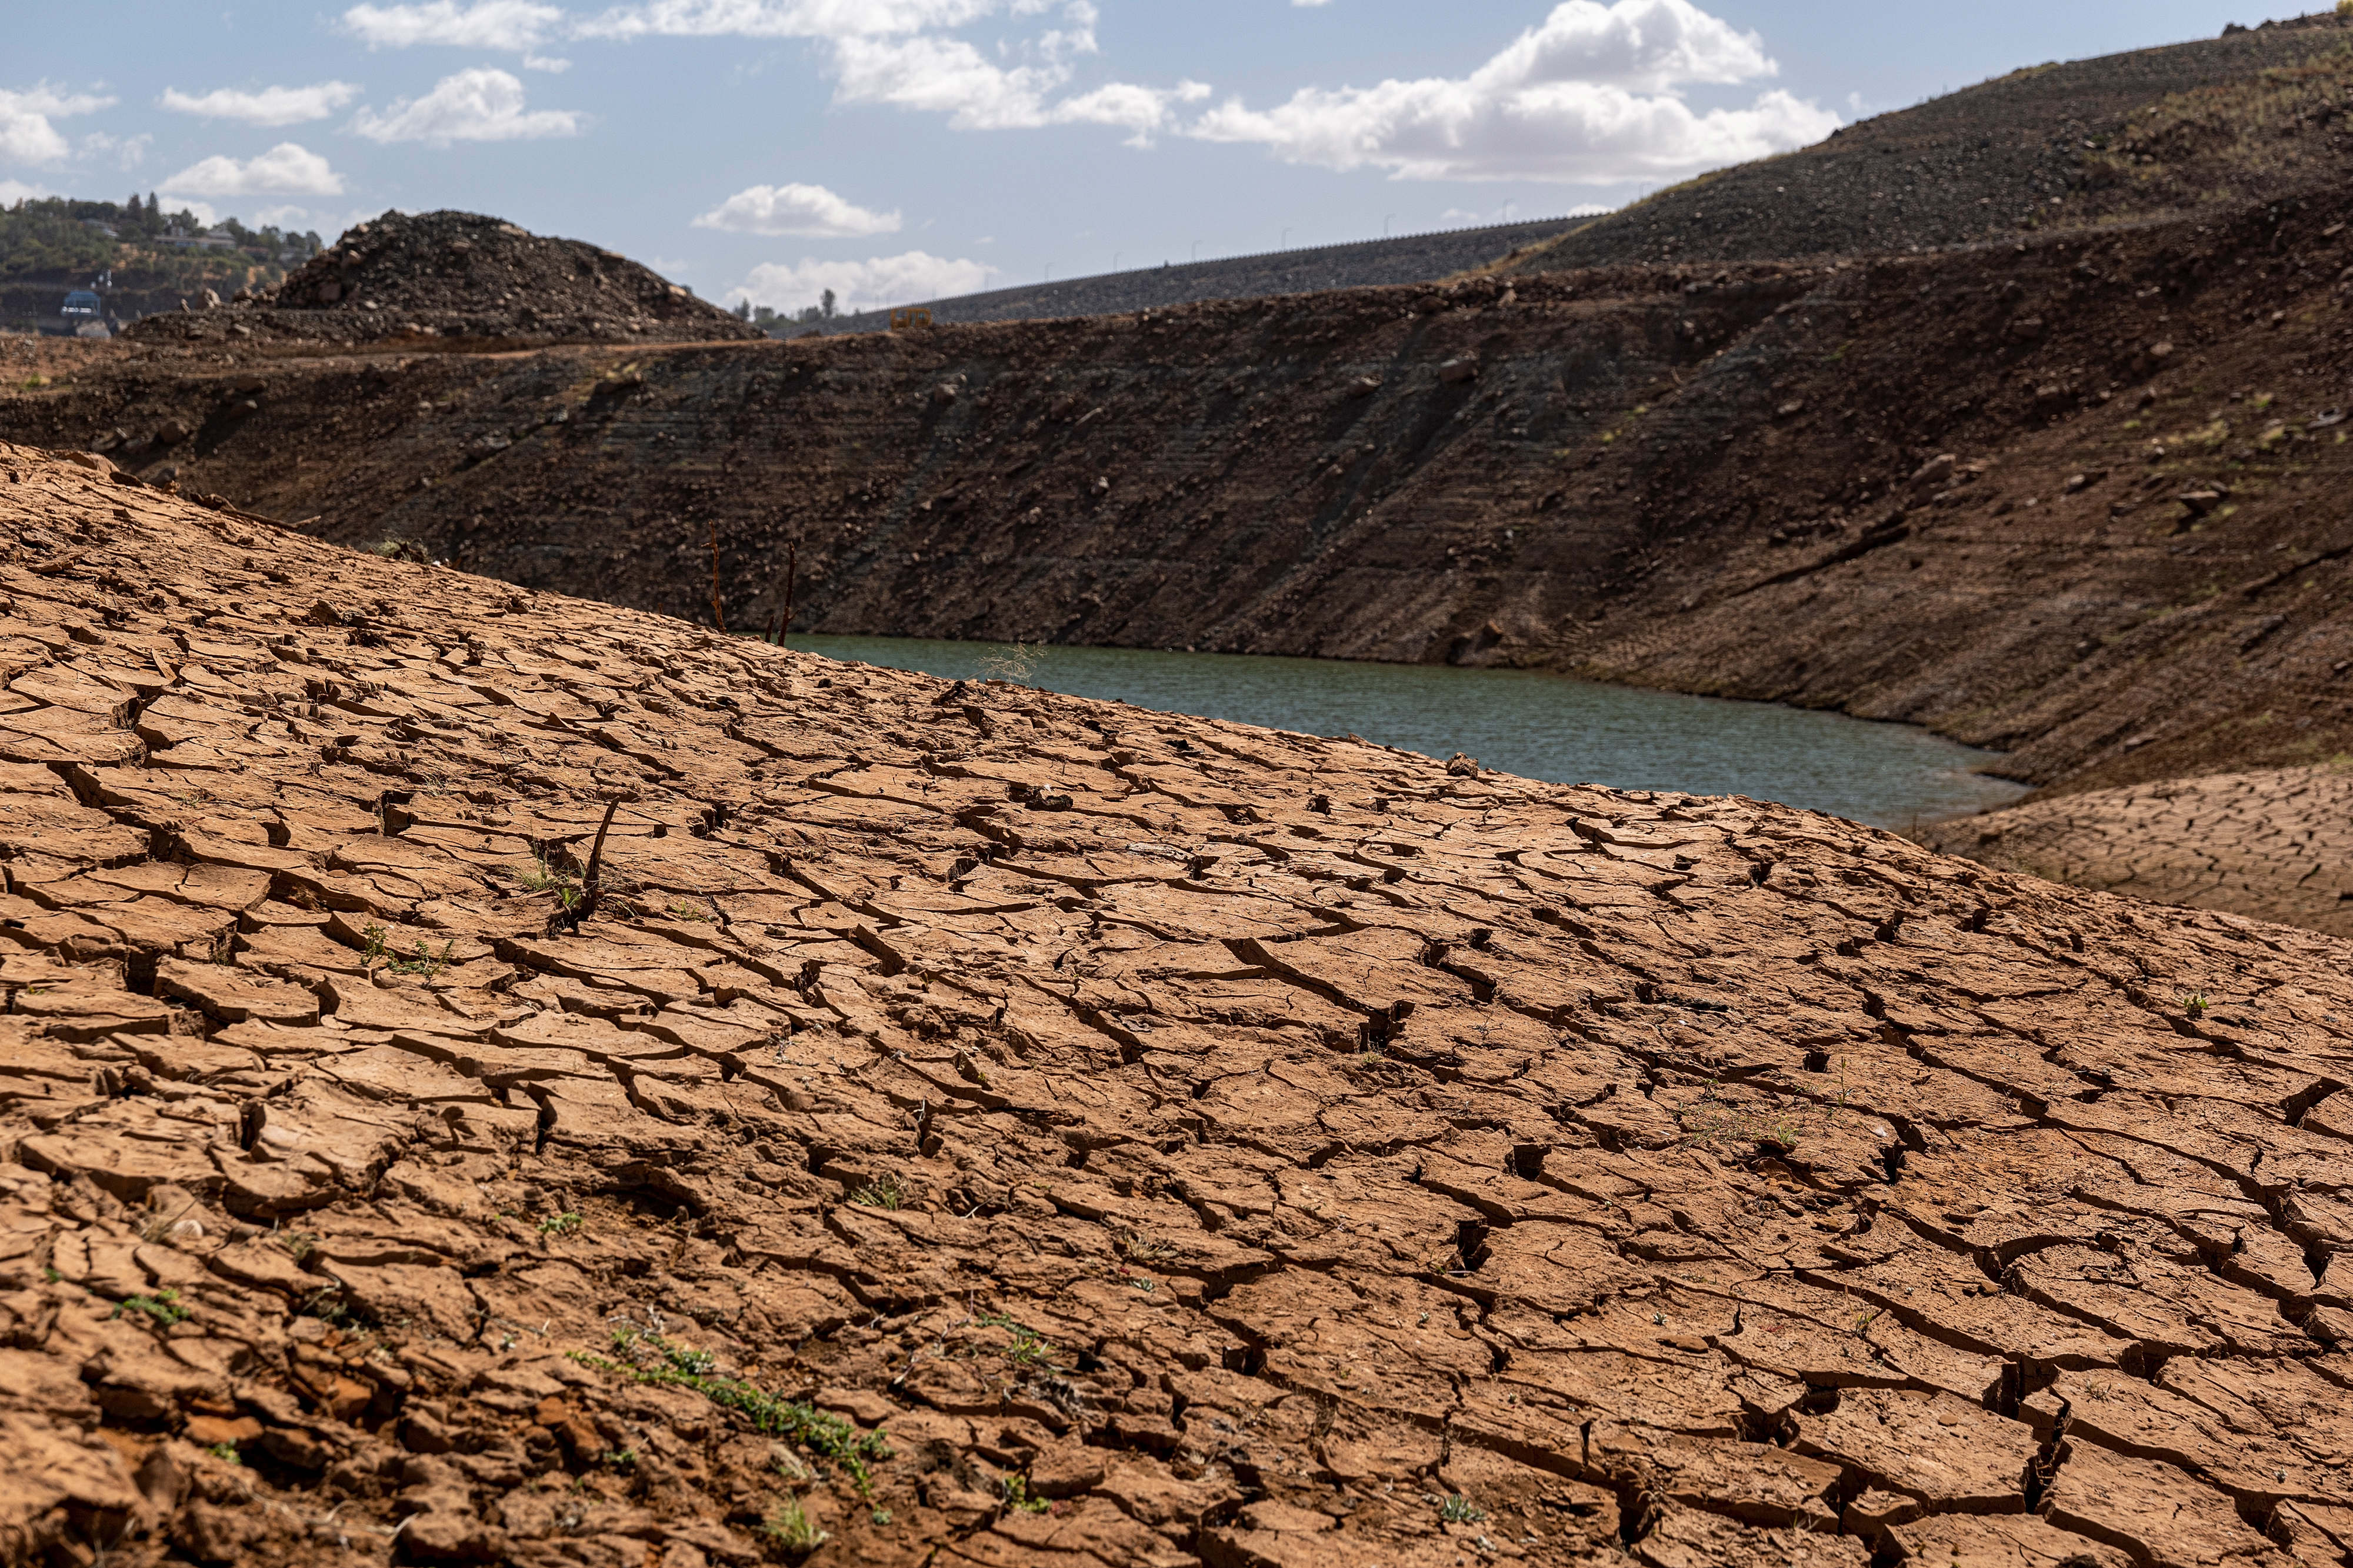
125,209,761,348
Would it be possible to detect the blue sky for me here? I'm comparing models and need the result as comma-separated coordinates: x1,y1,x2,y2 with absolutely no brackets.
0,1,2320,313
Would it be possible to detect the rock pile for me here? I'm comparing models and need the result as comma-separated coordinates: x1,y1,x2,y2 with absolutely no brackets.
125,211,761,349
0,441,2349,1566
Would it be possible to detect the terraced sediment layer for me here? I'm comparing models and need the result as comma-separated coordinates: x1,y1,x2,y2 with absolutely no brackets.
2,441,2351,1567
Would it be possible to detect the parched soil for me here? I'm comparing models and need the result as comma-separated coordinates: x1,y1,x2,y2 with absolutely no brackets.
1916,763,2353,935
4,445,2353,1568
124,211,761,352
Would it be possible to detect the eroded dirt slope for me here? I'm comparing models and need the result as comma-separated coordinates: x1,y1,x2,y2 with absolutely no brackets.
2,443,2352,1567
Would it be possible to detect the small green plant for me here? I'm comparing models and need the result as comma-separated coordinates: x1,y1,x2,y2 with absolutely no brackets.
870,1507,893,1527
975,1313,1061,1369
361,922,389,963
516,855,575,895
850,1174,905,1210
2184,992,2209,1019
667,900,710,922
1439,1494,1487,1524
1001,1475,1049,1514
601,1447,637,1469
539,1212,583,1237
206,1443,242,1465
115,1289,190,1326
388,939,456,977
571,1333,889,1491
761,1499,828,1554
278,1230,318,1262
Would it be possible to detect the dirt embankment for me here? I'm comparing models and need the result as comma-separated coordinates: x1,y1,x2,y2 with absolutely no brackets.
2,442,2352,1568
12,188,2353,805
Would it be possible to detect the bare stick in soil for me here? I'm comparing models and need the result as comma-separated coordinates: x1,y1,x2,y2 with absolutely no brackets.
559,792,634,932
767,541,798,645
708,520,727,632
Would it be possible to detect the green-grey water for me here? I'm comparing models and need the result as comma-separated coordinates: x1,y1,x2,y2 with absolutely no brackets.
790,635,2026,829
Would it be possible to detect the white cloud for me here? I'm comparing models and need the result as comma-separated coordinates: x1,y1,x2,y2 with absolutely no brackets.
0,178,50,205
729,249,993,314
0,84,114,165
575,0,998,41
342,0,565,50
160,81,362,125
78,131,154,169
1189,0,1837,182
694,182,901,238
827,28,1205,145
349,67,585,144
160,142,346,198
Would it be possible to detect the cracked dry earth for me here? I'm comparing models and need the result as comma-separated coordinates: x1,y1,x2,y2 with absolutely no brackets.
1917,768,2353,942
1,442,2352,1568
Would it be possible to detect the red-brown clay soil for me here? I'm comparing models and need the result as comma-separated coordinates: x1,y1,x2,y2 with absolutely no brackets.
3,442,2353,1567
1917,763,2353,936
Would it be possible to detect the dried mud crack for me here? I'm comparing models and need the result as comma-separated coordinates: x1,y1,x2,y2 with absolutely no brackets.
1,442,2350,1568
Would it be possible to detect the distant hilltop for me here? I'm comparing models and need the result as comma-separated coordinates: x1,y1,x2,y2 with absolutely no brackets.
787,216,1598,336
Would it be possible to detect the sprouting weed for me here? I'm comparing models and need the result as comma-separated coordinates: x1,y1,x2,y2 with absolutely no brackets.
538,1212,583,1237
361,922,389,963
2183,992,2209,1019
114,1289,190,1326
850,1175,904,1210
1001,1476,1049,1514
516,855,575,896
571,1333,889,1492
974,1313,1060,1369
869,1507,893,1527
667,900,710,922
760,1499,828,1553
388,939,456,977
1439,1494,1487,1524
206,1443,242,1465
601,1447,637,1469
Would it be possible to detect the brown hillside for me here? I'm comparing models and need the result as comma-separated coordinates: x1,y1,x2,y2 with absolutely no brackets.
2,443,2352,1568
1512,12,2353,273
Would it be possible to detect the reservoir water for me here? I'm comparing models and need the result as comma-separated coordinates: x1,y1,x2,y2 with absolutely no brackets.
791,635,2028,830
